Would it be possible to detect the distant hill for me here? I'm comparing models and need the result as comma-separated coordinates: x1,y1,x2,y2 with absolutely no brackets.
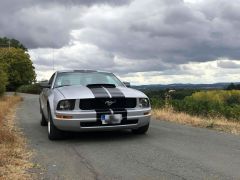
133,82,240,91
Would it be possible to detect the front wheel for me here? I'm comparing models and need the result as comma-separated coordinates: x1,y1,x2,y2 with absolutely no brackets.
132,124,149,134
48,109,64,140
40,113,48,126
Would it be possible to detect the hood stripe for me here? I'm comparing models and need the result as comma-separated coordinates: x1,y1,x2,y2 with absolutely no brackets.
87,86,125,98
106,87,125,98
102,87,112,98
88,87,110,98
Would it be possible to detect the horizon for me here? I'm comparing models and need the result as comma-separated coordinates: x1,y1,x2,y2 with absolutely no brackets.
132,81,240,86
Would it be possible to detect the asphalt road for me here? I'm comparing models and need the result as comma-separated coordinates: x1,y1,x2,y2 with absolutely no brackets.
16,94,240,180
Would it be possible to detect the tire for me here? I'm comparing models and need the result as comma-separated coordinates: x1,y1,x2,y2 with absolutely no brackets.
40,112,48,126
48,109,64,140
132,124,149,134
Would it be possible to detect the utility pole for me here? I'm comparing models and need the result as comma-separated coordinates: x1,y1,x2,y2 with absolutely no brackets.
52,49,55,71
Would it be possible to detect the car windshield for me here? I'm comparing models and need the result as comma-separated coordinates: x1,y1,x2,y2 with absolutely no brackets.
54,72,124,88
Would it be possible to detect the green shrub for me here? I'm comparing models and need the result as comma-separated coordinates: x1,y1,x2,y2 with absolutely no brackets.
150,97,165,108
17,83,41,94
145,88,240,120
171,90,240,121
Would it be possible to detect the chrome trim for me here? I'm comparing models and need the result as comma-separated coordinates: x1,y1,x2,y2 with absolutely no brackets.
127,114,151,120
55,117,96,121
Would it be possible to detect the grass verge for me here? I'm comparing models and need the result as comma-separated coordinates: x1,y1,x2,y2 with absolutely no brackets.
152,108,240,135
0,96,33,179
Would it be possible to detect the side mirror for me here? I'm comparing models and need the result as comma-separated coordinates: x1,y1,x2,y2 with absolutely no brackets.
40,82,51,89
123,82,131,88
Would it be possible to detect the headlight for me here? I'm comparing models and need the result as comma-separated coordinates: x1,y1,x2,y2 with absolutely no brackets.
139,98,150,108
57,100,75,110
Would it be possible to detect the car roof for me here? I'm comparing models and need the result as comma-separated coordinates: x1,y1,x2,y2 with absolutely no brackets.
56,70,112,74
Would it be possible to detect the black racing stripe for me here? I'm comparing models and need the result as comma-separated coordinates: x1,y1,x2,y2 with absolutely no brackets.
87,86,128,125
87,86,110,124
106,88,127,123
89,87,110,98
106,87,125,98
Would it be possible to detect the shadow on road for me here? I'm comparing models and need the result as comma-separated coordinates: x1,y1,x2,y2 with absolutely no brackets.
56,130,150,143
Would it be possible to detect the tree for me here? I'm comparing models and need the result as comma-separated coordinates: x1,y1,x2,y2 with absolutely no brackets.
0,37,27,51
236,84,240,90
226,83,236,90
0,48,36,91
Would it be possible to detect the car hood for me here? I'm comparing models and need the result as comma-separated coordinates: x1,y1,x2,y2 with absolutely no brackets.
55,85,147,99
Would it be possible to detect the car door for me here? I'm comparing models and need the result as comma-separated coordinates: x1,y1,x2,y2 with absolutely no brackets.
41,73,56,118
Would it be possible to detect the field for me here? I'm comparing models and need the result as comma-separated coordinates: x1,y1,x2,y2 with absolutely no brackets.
147,89,240,121
146,89,240,134
0,96,33,179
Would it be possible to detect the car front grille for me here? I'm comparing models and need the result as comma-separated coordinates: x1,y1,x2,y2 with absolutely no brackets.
79,98,137,110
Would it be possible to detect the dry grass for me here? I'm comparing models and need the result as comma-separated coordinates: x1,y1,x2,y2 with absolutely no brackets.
0,96,33,180
152,108,240,135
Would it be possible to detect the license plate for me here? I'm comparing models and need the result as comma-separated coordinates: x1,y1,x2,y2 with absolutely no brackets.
101,114,122,124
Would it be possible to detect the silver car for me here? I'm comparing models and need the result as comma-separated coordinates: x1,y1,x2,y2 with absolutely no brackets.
39,70,151,140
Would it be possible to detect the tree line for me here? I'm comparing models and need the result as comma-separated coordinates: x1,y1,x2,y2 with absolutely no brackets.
225,83,240,90
0,37,36,95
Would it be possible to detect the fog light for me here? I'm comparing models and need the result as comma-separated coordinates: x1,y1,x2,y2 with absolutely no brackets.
144,112,150,115
56,115,73,119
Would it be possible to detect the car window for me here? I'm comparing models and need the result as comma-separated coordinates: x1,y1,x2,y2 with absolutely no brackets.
54,72,124,88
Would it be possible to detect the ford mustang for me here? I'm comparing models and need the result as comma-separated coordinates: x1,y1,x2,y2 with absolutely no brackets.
39,70,151,140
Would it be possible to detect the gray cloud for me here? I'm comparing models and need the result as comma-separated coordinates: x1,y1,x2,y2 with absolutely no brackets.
73,0,240,69
0,0,131,48
2,0,240,82
217,60,240,69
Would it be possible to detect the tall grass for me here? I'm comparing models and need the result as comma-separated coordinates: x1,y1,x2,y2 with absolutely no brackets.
0,96,23,144
0,96,33,179
152,108,240,135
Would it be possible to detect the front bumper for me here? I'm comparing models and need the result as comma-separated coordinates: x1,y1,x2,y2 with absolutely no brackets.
52,108,151,132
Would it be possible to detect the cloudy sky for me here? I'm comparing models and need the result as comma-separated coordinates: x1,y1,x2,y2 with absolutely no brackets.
1,0,240,85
